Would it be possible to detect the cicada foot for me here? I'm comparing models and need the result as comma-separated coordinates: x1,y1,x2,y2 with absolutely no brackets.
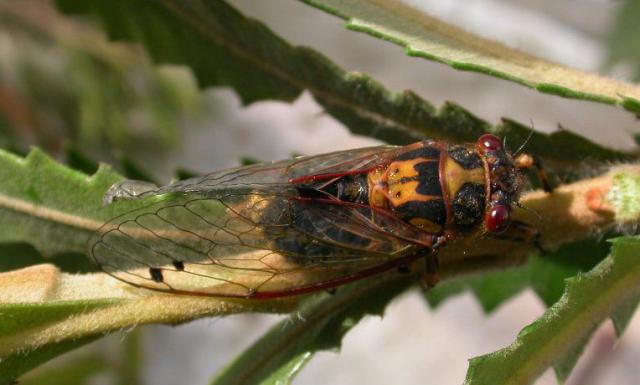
514,153,555,193
420,252,440,289
102,180,159,205
492,220,547,254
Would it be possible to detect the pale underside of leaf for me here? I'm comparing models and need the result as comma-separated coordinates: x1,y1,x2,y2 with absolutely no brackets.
0,264,297,383
300,0,640,114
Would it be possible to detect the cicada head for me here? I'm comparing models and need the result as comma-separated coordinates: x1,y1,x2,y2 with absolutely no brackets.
476,134,527,234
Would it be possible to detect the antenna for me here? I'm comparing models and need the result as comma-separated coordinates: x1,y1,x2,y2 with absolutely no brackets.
514,120,535,155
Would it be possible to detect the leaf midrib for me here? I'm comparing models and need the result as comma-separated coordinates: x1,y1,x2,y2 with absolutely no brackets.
0,192,101,232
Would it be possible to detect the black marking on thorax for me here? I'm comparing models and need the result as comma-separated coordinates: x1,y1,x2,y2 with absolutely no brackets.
393,200,446,225
413,161,442,196
448,145,483,170
451,182,485,233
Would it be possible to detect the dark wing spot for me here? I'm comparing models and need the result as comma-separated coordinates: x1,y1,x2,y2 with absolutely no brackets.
452,183,485,233
448,146,483,170
149,267,164,283
173,260,185,271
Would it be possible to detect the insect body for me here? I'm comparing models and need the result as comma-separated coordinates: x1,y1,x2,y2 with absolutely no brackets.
92,134,546,299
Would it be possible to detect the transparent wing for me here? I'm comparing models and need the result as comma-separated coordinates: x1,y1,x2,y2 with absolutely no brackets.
154,144,401,194
91,146,432,298
91,190,426,298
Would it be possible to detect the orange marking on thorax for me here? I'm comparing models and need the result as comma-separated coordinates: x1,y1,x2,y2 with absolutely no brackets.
368,158,441,209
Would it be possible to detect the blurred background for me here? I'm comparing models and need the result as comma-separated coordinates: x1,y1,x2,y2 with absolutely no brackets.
1,0,639,384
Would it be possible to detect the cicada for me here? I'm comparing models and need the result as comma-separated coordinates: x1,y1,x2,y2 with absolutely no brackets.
91,134,551,299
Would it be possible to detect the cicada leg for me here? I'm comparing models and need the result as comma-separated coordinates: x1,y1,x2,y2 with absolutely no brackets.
420,233,450,288
491,220,545,253
515,154,554,193
421,253,440,288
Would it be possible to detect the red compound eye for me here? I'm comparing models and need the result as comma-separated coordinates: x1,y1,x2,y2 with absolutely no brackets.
486,204,511,233
478,134,502,151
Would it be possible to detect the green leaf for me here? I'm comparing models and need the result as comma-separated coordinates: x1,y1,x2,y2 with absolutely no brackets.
426,239,609,313
115,154,159,185
464,236,640,385
300,0,640,114
610,295,640,336
64,144,100,176
607,0,640,82
0,301,115,338
117,330,142,385
55,0,632,167
210,275,414,385
0,148,126,255
2,335,103,385
0,2,201,155
0,242,98,274
174,167,199,180
65,144,158,185
240,157,260,166
608,169,640,223
19,353,109,385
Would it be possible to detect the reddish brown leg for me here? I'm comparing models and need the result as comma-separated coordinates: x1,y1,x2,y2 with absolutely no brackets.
531,155,554,193
420,234,448,288
492,220,545,253
515,154,554,193
421,253,440,288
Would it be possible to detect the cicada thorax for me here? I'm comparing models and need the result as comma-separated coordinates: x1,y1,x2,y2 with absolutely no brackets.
368,140,489,238
368,141,445,233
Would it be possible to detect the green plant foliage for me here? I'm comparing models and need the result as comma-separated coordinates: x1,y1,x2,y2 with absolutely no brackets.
300,0,640,113
607,0,640,81
0,265,288,383
115,155,159,185
0,242,97,274
0,148,128,255
0,298,117,383
0,2,202,157
55,0,633,168
427,239,609,312
0,1,637,383
464,236,640,385
117,330,142,385
19,354,109,385
1,336,104,385
65,144,101,176
608,169,640,222
210,275,414,385
2,144,153,274
65,144,159,185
